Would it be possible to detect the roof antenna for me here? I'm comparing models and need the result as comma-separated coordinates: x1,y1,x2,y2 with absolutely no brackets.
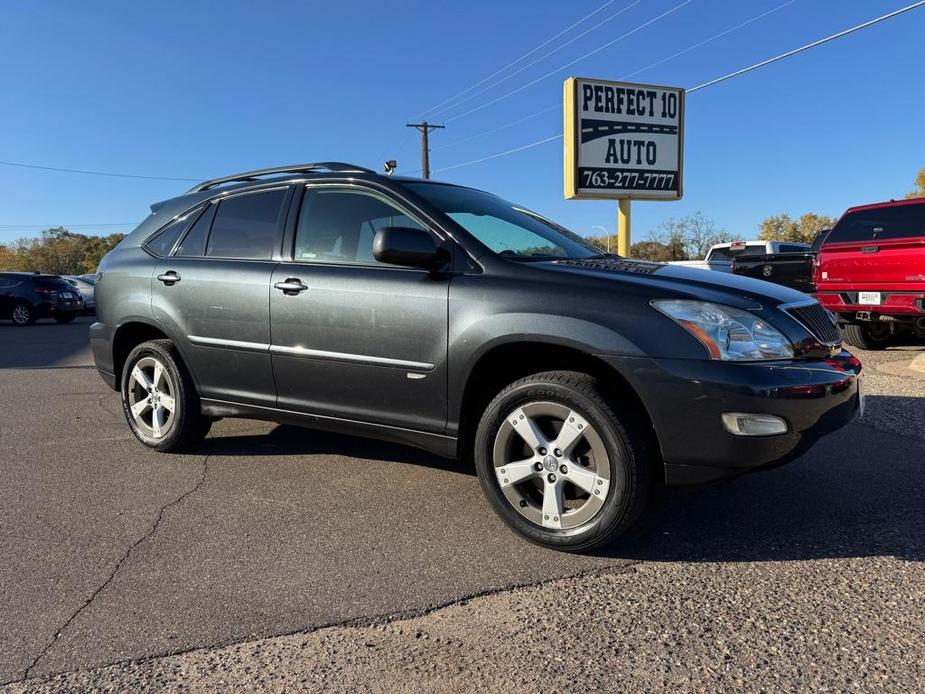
384,160,397,176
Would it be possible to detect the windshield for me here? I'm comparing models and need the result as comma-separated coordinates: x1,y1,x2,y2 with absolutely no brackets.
406,183,602,260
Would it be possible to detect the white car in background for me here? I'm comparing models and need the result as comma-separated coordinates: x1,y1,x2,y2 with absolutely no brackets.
62,275,95,313
669,240,810,272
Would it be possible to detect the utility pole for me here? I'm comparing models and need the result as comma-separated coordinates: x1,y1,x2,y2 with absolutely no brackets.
406,121,445,179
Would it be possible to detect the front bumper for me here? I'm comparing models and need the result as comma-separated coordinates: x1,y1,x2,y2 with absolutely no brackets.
600,351,862,485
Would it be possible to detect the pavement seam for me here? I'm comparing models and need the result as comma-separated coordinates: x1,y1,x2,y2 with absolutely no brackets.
10,454,213,685
11,559,645,686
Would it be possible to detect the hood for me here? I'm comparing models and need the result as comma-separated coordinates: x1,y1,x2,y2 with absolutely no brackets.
536,257,808,309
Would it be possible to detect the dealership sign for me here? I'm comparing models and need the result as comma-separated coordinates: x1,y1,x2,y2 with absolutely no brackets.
564,77,684,201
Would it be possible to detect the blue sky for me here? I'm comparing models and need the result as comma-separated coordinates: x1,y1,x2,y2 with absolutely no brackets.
1,0,923,244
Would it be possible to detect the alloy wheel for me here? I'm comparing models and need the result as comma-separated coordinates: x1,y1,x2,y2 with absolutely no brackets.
126,356,177,439
12,305,30,325
492,401,613,530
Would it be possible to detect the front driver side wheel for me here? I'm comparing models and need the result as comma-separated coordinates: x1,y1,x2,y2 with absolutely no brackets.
474,371,651,552
121,339,211,452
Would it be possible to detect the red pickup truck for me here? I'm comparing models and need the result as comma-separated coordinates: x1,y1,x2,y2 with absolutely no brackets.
814,198,925,349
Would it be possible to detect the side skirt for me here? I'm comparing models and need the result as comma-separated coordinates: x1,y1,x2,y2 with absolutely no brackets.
200,398,458,459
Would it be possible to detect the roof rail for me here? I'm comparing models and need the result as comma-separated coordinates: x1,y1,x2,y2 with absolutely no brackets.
187,162,375,193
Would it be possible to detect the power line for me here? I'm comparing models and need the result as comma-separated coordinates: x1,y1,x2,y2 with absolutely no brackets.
444,0,692,124
621,0,798,81
0,160,200,182
433,134,563,174
688,0,925,92
0,223,138,229
427,1,642,120
432,0,925,174
433,105,560,151
431,0,796,157
413,0,619,119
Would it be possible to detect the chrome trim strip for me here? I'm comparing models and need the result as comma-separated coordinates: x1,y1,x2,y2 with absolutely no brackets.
269,344,434,371
188,335,270,352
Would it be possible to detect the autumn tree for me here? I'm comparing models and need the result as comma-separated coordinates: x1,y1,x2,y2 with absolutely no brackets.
758,212,835,245
906,165,925,199
0,228,124,274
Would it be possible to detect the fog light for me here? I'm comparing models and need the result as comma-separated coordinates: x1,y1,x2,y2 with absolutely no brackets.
721,413,788,436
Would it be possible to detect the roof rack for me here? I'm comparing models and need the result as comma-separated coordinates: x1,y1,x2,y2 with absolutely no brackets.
187,162,375,193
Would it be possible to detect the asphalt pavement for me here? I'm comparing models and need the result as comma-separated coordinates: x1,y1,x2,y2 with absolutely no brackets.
1,317,923,692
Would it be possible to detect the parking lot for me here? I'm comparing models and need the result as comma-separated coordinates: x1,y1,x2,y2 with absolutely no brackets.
1,317,923,692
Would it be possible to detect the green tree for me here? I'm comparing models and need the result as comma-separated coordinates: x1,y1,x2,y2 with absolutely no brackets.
906,165,925,199
758,212,834,244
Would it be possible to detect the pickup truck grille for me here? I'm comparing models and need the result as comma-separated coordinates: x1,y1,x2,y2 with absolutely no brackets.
786,303,841,344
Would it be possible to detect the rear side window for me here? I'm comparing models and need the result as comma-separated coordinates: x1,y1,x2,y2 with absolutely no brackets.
145,208,202,257
176,205,216,257
206,189,288,260
708,248,731,261
828,203,925,243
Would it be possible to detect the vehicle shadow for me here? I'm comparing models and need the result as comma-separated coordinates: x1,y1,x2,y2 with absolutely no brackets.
192,423,475,477
0,318,94,369
190,400,923,563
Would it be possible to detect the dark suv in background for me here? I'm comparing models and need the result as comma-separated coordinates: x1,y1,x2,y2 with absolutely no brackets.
91,163,862,551
0,272,84,325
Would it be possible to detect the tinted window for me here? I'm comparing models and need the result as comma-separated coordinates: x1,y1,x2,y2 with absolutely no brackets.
810,230,830,251
32,277,70,290
708,248,731,261
294,188,426,265
176,205,216,257
406,182,599,260
145,208,201,257
828,203,925,243
206,189,287,260
0,275,14,288
780,244,807,253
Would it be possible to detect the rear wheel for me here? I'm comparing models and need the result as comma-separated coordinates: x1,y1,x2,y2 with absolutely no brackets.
121,339,212,451
474,371,651,552
11,302,35,326
843,323,893,350
54,313,76,324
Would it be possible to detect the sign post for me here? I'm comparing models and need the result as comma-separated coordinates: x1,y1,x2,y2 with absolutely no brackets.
564,77,684,256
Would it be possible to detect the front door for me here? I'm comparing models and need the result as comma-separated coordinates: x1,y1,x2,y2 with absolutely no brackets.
269,184,450,433
152,186,291,407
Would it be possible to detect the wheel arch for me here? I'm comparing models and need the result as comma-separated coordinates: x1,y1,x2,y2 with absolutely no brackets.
455,340,661,479
111,320,172,390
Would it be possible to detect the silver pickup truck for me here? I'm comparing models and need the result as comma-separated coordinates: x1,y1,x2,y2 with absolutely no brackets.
670,240,810,272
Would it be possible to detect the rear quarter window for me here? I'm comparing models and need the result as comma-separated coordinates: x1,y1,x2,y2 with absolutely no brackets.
828,203,925,243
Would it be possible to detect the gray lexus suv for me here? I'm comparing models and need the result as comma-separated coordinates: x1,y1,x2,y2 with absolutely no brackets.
91,162,861,551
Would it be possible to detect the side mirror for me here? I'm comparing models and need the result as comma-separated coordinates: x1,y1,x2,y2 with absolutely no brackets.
373,226,445,270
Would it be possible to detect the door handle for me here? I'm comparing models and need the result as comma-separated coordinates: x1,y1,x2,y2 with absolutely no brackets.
274,278,309,295
156,271,181,285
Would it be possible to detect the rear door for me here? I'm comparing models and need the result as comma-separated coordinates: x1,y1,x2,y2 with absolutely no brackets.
269,183,450,433
818,202,925,289
151,186,292,407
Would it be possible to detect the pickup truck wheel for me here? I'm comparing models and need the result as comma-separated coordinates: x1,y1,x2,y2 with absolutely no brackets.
843,323,893,351
120,339,212,452
474,371,650,552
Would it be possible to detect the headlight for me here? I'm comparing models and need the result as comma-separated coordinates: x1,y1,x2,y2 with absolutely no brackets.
652,300,794,361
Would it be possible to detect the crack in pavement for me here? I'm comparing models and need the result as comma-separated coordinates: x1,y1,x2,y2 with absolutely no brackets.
10,454,212,685
9,559,644,687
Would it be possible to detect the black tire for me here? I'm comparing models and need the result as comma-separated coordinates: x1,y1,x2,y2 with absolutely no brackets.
11,302,35,326
843,323,893,351
54,313,76,324
474,371,651,552
120,339,212,452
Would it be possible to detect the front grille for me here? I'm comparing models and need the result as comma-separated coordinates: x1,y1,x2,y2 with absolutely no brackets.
786,302,841,344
